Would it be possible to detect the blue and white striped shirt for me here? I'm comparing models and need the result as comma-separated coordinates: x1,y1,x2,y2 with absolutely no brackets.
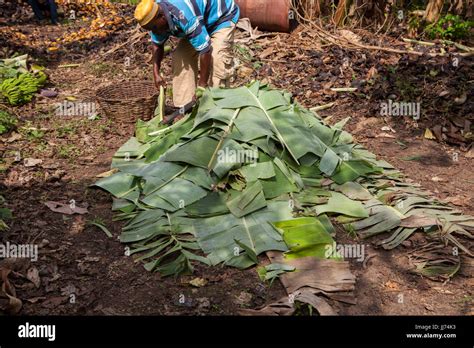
150,0,239,53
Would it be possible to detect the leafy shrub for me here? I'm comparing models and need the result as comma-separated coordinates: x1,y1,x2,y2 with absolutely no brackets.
0,110,17,134
425,14,473,40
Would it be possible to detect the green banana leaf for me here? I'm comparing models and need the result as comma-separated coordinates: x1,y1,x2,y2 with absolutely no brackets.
94,81,474,277
272,217,337,259
315,192,368,218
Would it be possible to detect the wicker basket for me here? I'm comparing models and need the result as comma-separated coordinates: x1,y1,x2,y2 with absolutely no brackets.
96,80,158,123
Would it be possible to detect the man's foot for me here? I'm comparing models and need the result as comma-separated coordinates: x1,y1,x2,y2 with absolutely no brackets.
33,18,45,24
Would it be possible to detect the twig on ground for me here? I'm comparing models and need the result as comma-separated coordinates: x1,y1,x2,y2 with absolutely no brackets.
402,37,436,46
310,102,336,112
331,87,357,92
58,63,81,68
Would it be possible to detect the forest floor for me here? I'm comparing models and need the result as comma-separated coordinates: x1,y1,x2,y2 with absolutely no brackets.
0,8,473,315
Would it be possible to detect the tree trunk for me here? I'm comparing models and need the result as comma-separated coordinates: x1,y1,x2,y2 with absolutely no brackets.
334,0,385,26
424,0,444,22
312,0,322,18
333,0,352,26
467,0,473,19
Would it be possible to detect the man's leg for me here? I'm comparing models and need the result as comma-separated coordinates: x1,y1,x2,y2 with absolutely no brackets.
209,23,236,88
28,0,44,20
172,38,199,107
47,0,59,24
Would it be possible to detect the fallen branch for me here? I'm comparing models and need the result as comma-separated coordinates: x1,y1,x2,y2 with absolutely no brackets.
260,58,288,64
310,102,336,112
441,40,474,52
311,23,473,57
402,37,436,46
330,87,357,92
58,63,81,68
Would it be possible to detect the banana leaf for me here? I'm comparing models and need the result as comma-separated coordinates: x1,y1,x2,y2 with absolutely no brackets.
95,81,474,277
194,201,293,268
272,217,336,259
315,192,368,218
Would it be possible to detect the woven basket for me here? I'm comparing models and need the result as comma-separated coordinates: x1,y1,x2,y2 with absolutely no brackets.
96,80,158,123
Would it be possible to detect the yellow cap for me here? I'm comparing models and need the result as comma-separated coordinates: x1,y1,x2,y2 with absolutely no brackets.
135,0,159,27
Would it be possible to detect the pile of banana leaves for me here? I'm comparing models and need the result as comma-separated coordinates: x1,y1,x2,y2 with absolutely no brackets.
95,81,473,277
0,54,29,80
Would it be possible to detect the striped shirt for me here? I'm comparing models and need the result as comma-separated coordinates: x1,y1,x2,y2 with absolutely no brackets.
150,0,239,53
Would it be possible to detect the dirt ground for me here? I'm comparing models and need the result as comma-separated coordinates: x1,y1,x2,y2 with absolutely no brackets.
0,9,473,316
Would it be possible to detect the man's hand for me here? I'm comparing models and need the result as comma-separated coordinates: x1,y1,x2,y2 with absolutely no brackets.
192,86,206,103
154,72,165,89
197,79,208,88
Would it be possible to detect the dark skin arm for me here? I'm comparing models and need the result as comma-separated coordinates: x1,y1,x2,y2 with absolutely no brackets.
146,9,211,90
153,42,211,90
198,49,212,88
152,42,165,89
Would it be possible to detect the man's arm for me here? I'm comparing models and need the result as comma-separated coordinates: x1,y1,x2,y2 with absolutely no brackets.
183,17,212,88
198,50,212,88
152,42,165,89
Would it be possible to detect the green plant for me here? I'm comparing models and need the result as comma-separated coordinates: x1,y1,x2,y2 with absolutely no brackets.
425,14,473,40
87,217,113,238
253,61,263,70
88,113,101,120
98,118,113,133
387,65,397,74
57,144,80,159
0,195,12,231
57,124,76,138
28,129,44,140
0,159,8,173
408,14,423,34
96,145,107,154
36,142,48,152
98,123,110,133
0,110,17,134
20,123,45,141
394,76,419,99
235,45,252,62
